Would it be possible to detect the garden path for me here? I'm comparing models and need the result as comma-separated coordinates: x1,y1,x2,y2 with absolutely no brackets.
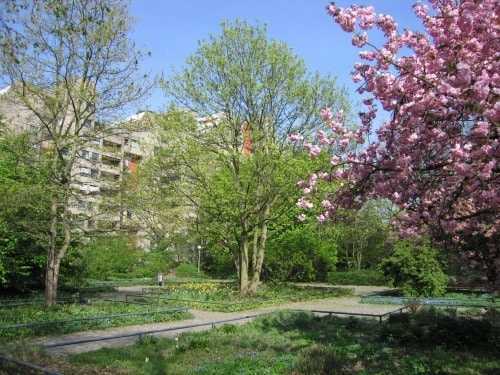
36,285,399,356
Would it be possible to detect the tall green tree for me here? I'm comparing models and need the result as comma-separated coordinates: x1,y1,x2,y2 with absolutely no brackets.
162,21,349,295
334,200,395,271
0,0,151,305
0,119,50,290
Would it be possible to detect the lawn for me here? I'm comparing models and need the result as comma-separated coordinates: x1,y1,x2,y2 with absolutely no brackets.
0,301,191,340
14,308,499,374
135,282,353,312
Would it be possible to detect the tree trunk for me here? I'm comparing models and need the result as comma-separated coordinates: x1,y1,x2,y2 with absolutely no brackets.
248,204,270,295
45,256,61,306
239,235,250,295
45,193,71,306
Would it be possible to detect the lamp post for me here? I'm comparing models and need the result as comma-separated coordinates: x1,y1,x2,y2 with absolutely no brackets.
197,245,202,273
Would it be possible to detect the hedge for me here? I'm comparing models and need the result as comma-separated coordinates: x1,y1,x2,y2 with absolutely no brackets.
327,270,387,286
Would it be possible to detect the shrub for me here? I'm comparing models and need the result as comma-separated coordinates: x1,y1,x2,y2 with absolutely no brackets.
265,225,337,282
294,345,353,375
379,240,448,297
81,236,142,280
132,250,174,278
174,263,204,278
381,308,500,353
327,270,387,286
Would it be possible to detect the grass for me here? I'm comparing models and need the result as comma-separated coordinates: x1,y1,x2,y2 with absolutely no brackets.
0,282,350,341
18,308,499,374
138,282,353,312
327,270,387,286
0,301,191,340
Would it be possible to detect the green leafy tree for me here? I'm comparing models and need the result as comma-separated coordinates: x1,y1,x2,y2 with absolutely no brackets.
379,240,448,297
162,21,349,294
0,121,50,291
81,236,142,280
335,200,395,271
0,0,151,304
265,224,337,282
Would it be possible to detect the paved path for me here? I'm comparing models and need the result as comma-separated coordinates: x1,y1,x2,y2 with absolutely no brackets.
36,286,399,356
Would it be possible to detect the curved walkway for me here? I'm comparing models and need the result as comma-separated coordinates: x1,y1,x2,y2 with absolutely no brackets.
37,285,398,356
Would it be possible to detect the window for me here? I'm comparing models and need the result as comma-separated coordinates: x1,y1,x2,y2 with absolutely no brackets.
90,169,99,178
127,210,132,219
81,150,89,160
91,152,99,161
79,168,91,177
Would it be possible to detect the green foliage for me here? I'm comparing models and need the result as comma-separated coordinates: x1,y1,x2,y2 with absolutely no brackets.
174,263,204,278
82,237,174,280
140,283,352,312
162,21,349,292
81,236,142,280
59,245,88,288
201,244,234,278
334,200,394,271
134,250,175,278
327,270,387,286
0,301,191,340
69,310,500,375
381,308,500,352
265,224,337,282
379,240,448,297
0,128,49,291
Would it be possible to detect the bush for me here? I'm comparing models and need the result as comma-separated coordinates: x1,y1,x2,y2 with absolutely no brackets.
379,240,448,297
327,270,387,286
132,250,174,278
81,236,142,280
174,263,205,278
264,225,337,282
381,308,500,352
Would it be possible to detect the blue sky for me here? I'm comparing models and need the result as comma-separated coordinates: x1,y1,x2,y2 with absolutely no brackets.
130,1,423,111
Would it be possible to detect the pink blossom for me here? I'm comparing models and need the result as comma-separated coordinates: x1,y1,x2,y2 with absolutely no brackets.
472,121,489,137
312,0,500,281
297,197,313,210
288,133,303,142
352,32,368,47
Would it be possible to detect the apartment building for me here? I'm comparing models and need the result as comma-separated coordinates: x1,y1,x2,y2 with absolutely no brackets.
0,85,158,249
70,111,159,249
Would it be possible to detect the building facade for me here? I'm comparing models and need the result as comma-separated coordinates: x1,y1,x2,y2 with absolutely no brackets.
0,85,158,249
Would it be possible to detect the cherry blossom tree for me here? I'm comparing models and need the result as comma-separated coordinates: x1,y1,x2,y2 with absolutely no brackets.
293,1,499,290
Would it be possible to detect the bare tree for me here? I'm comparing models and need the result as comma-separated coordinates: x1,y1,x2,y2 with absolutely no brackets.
0,0,152,305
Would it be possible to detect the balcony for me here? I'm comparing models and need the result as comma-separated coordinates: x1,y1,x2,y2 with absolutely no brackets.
123,142,142,157
101,140,122,157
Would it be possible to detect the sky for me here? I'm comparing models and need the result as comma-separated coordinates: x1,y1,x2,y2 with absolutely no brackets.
130,0,424,112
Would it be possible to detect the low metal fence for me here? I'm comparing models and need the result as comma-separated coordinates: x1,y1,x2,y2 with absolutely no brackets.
0,354,61,375
0,296,84,309
361,294,499,309
44,312,271,349
127,292,262,308
0,307,188,333
293,306,409,323
42,307,410,350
